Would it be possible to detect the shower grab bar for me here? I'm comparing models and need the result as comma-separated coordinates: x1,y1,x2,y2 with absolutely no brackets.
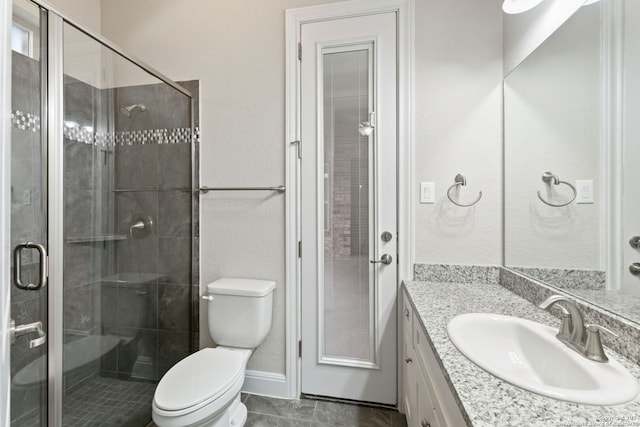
446,174,482,207
197,185,285,194
537,171,576,207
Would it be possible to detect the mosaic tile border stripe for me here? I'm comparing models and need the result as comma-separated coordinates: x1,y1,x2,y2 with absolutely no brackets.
11,110,200,146
11,110,40,132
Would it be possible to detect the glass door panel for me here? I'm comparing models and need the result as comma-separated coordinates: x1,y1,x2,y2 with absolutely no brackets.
10,1,48,425
61,22,193,426
321,46,375,363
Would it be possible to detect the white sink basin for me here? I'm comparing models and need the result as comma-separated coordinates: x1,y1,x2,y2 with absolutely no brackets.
447,313,639,405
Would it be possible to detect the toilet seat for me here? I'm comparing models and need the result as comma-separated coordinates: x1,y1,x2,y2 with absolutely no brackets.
153,347,244,417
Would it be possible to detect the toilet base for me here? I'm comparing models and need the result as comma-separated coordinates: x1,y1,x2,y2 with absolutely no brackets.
153,392,247,427
200,394,247,427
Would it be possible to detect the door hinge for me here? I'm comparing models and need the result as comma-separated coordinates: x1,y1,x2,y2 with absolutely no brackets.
291,140,301,159
298,340,302,357
298,241,302,258
298,42,302,61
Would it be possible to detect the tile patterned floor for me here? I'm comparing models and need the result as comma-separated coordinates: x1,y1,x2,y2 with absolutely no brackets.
63,376,155,426
243,394,408,427
147,394,407,427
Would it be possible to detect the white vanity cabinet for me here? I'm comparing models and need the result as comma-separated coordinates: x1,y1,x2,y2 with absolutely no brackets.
402,290,467,427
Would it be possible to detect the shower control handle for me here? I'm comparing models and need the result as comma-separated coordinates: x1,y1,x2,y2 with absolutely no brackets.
370,254,393,265
630,236,640,249
10,319,46,348
630,263,640,276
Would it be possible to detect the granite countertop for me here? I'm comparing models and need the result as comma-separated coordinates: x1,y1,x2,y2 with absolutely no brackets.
403,280,640,427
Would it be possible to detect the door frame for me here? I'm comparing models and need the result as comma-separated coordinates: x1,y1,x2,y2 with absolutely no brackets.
285,0,414,400
602,0,623,292
1,0,12,424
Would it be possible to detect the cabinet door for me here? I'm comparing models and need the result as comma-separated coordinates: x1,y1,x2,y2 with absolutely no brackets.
403,336,416,427
417,364,438,427
402,293,416,426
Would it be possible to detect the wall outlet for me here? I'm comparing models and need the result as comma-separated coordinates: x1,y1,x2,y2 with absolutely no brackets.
576,180,594,204
420,182,435,204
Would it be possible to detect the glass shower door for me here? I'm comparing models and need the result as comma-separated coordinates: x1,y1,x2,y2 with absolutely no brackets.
60,21,193,426
9,1,48,425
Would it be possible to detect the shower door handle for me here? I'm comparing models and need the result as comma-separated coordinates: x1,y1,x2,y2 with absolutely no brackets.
13,242,48,291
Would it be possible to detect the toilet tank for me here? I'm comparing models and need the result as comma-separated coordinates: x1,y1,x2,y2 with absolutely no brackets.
206,278,276,349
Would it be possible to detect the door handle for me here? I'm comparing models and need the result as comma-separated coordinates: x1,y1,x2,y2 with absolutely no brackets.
14,242,48,290
370,254,393,265
10,319,47,348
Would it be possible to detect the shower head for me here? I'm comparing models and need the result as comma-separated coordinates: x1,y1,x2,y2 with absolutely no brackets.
119,103,146,117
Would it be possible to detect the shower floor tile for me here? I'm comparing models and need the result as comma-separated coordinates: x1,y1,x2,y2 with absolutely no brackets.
63,376,155,426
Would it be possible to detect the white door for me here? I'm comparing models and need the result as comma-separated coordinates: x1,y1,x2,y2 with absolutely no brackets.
621,0,640,295
300,12,398,405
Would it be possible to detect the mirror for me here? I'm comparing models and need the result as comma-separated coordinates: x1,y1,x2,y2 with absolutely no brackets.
504,0,640,324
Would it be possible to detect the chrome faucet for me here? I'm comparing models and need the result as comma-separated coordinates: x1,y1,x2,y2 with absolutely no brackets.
538,295,618,363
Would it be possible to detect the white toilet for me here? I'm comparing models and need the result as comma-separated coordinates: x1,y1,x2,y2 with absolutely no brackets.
152,277,276,427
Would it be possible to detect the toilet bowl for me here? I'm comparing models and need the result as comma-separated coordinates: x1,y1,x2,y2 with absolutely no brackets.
152,278,276,427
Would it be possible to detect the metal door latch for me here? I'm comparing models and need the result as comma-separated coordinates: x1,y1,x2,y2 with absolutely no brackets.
10,319,46,348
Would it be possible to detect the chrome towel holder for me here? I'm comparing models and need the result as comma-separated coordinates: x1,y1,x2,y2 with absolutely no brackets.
446,174,482,207
537,171,576,207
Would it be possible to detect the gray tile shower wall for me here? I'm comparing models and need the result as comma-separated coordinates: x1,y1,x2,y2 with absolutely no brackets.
109,80,198,380
62,73,114,395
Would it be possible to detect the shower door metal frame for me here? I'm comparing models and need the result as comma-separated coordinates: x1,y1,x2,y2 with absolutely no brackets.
47,11,63,426
1,0,13,425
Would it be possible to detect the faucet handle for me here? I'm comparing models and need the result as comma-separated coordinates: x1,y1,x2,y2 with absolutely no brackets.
584,324,618,363
557,312,572,341
586,324,618,338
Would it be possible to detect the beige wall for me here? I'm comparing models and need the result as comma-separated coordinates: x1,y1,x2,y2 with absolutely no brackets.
47,0,505,375
413,0,504,266
46,0,101,32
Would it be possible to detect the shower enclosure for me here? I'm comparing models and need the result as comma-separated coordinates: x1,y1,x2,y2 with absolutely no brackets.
8,0,197,425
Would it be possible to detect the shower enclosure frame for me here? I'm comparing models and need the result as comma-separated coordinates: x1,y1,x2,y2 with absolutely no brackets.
1,0,13,424
4,1,197,425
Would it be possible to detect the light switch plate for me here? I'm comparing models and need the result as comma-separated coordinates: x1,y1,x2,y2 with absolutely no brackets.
420,182,435,204
576,180,594,204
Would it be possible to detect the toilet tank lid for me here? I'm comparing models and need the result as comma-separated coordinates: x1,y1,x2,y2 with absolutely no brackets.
207,278,276,297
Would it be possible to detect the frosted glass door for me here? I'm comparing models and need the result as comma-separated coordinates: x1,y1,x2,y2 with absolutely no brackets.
322,47,374,362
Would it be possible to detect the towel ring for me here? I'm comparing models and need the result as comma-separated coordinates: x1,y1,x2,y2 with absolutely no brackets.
537,171,576,207
446,174,482,207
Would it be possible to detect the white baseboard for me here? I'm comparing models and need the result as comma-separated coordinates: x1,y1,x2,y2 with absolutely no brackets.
242,370,291,399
